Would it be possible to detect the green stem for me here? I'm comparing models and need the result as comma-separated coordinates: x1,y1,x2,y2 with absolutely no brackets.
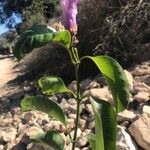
72,64,81,150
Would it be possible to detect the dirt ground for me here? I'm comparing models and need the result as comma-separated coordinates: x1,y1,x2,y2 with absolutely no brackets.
0,54,24,98
0,55,19,85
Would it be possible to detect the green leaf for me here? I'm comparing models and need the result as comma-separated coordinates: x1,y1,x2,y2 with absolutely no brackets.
21,96,67,126
87,133,96,150
38,76,71,95
90,97,117,150
53,30,71,49
32,130,65,150
90,97,104,150
13,25,71,60
82,56,129,112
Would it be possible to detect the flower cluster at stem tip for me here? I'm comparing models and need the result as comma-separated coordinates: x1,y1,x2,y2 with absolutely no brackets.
61,0,79,34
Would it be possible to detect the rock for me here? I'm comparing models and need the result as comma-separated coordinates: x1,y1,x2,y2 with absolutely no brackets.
44,120,65,132
80,79,92,91
68,81,77,96
83,87,113,104
82,113,93,122
84,129,91,135
89,81,100,89
85,104,94,115
94,75,106,86
27,143,54,150
81,147,90,150
66,135,71,145
68,98,77,105
79,119,86,130
13,143,27,150
22,126,43,144
68,113,76,119
12,115,21,127
65,143,72,150
133,82,150,93
67,118,75,124
60,98,70,113
17,123,29,139
80,79,100,91
0,145,4,150
1,118,13,127
142,105,150,116
11,107,21,116
129,113,150,150
68,105,77,114
124,70,133,91
132,61,150,76
134,75,150,85
67,118,75,131
4,141,18,150
128,94,134,102
21,111,36,122
21,111,49,123
70,128,82,139
134,91,149,102
36,119,43,126
43,123,52,132
120,121,130,128
0,127,17,142
88,120,95,130
0,115,4,120
26,126,43,137
28,120,39,127
4,111,13,118
65,98,77,114
117,110,137,123
77,137,88,147
117,126,138,150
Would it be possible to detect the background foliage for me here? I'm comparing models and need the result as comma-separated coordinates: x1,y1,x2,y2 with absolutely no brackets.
78,0,149,67
0,0,149,80
0,0,60,32
94,0,149,67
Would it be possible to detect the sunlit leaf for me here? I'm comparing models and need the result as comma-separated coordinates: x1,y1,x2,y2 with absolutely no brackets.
53,30,71,49
82,56,129,112
90,97,117,150
21,96,67,126
13,25,71,59
38,76,72,95
32,130,65,150
90,97,104,150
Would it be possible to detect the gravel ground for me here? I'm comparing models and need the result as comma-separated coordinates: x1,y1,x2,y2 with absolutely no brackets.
0,55,149,150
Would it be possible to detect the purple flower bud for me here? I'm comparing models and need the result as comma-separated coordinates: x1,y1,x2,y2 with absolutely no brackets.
61,0,79,33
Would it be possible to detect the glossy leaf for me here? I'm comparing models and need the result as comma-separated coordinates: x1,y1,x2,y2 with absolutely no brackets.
82,56,129,112
38,76,71,95
21,96,67,126
53,30,71,49
32,130,65,150
13,25,71,60
90,97,104,150
90,97,117,150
